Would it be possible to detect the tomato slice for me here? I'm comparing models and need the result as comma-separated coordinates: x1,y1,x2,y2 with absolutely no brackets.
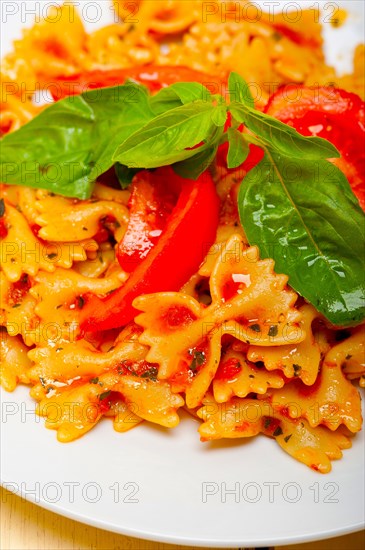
265,85,365,210
49,65,227,100
80,167,220,332
116,169,180,272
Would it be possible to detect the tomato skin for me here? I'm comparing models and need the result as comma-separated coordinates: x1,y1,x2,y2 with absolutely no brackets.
80,167,220,332
0,218,7,238
8,274,31,305
116,170,180,272
50,66,227,100
215,357,242,380
265,85,365,210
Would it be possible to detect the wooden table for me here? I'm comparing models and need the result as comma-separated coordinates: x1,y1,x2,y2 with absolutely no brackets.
1,487,364,550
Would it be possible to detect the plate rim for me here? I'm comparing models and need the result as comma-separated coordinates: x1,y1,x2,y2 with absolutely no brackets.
1,479,364,548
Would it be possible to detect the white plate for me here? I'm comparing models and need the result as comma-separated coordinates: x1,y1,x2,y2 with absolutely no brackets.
1,1,364,547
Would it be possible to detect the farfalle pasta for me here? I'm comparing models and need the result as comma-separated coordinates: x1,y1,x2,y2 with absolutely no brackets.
0,0,364,473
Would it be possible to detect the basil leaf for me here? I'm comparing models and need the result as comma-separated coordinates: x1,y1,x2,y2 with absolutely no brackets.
152,82,211,107
211,105,228,127
114,163,140,188
238,151,365,326
0,84,155,199
173,144,218,179
113,101,220,168
149,94,182,116
227,128,250,169
230,103,340,160
228,72,254,108
149,82,212,116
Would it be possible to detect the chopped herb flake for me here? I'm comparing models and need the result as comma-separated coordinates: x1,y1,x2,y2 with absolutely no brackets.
272,31,282,41
264,417,272,429
77,296,85,309
140,367,158,381
89,377,99,384
189,350,206,372
293,364,302,376
0,198,5,217
268,325,278,337
284,434,292,443
99,390,111,401
273,426,283,437
249,323,261,332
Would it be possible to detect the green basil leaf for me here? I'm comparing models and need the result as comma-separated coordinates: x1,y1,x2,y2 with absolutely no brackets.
238,151,365,326
227,128,250,169
0,84,155,199
113,101,219,168
149,82,212,116
228,72,254,108
230,103,340,160
149,94,182,116
152,82,211,106
114,163,140,188
173,144,218,179
211,105,228,127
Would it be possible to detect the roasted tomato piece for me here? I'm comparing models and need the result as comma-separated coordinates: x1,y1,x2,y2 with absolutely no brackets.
266,85,365,210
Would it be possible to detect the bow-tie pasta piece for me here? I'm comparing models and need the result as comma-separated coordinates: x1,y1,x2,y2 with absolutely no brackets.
36,371,183,441
209,234,302,344
265,334,363,433
1,204,58,281
112,377,184,428
111,400,143,433
0,331,32,391
135,292,204,379
35,193,128,242
197,397,264,439
197,396,352,473
73,247,116,279
198,225,246,278
134,291,218,408
92,183,130,205
36,374,113,441
0,271,39,346
28,325,148,385
339,327,365,384
2,186,38,225
265,414,352,474
0,202,99,281
134,234,303,408
29,267,126,343
247,305,321,385
213,349,285,402
132,0,200,34
35,371,128,441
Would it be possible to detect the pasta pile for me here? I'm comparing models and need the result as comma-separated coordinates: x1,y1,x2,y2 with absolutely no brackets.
0,1,364,473
1,0,364,133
